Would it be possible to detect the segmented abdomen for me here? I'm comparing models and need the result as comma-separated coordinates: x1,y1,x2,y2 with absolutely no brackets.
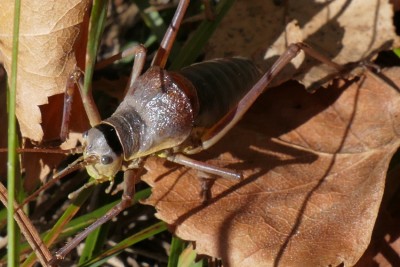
178,57,262,129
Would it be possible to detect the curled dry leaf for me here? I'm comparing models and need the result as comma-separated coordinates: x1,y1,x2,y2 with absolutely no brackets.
0,1,91,190
142,67,400,266
205,0,400,89
0,0,90,142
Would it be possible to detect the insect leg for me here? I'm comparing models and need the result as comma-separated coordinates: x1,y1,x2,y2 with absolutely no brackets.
60,72,77,141
166,153,242,180
95,44,147,90
199,42,343,151
52,168,139,262
59,65,100,136
151,0,190,68
61,44,147,136
59,68,101,128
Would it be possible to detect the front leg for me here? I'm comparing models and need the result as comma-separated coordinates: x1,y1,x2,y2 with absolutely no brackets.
164,153,242,180
95,44,147,92
60,68,101,129
51,168,140,263
60,44,147,136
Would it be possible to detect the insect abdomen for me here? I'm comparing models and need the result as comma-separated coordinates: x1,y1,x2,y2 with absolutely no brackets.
178,58,262,129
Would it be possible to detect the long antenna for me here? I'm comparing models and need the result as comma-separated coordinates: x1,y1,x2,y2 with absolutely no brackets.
18,155,96,208
0,146,83,154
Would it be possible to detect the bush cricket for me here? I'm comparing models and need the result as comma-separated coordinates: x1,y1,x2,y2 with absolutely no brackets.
4,0,346,264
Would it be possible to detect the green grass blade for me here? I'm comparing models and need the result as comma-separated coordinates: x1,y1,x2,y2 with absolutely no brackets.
42,188,149,244
134,0,181,60
78,188,115,263
168,236,186,267
177,245,203,267
135,0,168,42
78,221,168,267
83,0,108,95
79,223,109,264
170,0,235,70
79,0,109,261
75,188,151,264
21,185,94,267
7,0,22,266
20,188,151,265
394,48,400,58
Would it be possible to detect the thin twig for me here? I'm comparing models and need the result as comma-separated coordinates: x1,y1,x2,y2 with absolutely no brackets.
0,182,53,266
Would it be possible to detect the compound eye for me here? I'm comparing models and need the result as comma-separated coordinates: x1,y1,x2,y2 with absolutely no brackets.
100,155,113,165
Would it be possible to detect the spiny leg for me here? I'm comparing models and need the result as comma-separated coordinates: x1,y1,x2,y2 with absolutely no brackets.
60,44,147,134
165,153,242,180
52,168,140,262
151,0,190,68
95,44,147,91
61,69,101,128
60,72,77,141
199,42,343,151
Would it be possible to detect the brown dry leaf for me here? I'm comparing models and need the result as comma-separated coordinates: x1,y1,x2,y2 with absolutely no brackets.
205,0,400,89
0,1,92,190
353,162,400,266
0,0,91,142
142,67,400,266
